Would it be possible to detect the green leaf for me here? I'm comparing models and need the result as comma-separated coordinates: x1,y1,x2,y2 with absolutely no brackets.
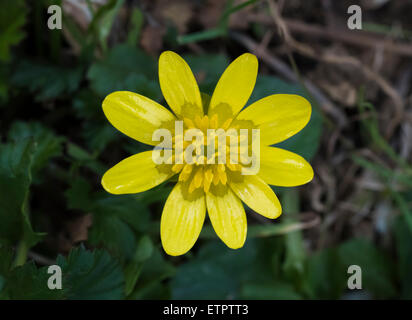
171,239,279,299
4,246,124,300
11,60,82,101
0,0,27,61
56,245,125,300
305,248,346,299
127,8,144,46
87,44,161,99
89,0,125,52
124,236,154,296
131,247,175,299
0,139,43,248
88,194,150,259
338,238,396,299
5,262,63,299
249,75,323,161
66,178,151,259
8,122,64,177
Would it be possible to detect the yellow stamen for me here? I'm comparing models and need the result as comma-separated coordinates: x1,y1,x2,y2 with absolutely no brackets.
221,118,233,130
194,167,204,188
209,114,218,129
183,118,195,128
172,163,184,173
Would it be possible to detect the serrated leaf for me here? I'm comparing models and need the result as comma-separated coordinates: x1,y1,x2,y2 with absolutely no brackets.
56,246,125,300
5,262,63,300
0,139,43,248
8,122,64,177
11,60,82,101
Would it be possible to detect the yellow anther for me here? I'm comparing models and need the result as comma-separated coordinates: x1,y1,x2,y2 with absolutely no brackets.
221,118,233,130
219,171,227,185
172,163,184,173
210,114,218,129
227,162,241,172
205,168,213,183
179,164,192,182
183,118,195,128
183,163,193,174
194,115,203,128
217,163,225,173
212,172,220,185
203,168,213,193
201,115,209,131
188,178,197,193
194,167,204,188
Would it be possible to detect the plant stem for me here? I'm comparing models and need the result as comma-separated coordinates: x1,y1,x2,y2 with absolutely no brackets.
13,239,28,267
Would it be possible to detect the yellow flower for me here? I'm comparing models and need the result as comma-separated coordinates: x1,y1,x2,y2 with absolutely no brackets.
101,51,314,256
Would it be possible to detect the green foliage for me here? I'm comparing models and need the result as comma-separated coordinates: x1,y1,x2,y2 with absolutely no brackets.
171,239,301,299
1,246,124,300
11,60,83,101
87,44,161,100
0,139,43,248
0,0,27,61
0,1,409,300
8,122,64,177
338,238,396,298
65,177,151,260
56,246,125,299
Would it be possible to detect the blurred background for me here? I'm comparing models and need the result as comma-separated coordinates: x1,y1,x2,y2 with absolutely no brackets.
0,0,411,300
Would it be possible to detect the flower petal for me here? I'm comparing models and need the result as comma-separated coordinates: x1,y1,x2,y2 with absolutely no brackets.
235,94,311,145
161,182,206,256
208,53,258,124
102,91,176,146
259,146,314,186
228,173,281,219
158,51,203,119
102,151,174,194
206,184,247,249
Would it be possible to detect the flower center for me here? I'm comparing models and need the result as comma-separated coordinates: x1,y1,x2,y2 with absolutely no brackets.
170,114,243,194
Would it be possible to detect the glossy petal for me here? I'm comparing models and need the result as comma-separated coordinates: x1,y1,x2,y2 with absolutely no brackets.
102,91,176,146
206,184,247,249
208,53,258,124
235,94,311,145
158,51,203,119
102,151,174,194
161,182,206,256
258,146,314,186
229,174,281,219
